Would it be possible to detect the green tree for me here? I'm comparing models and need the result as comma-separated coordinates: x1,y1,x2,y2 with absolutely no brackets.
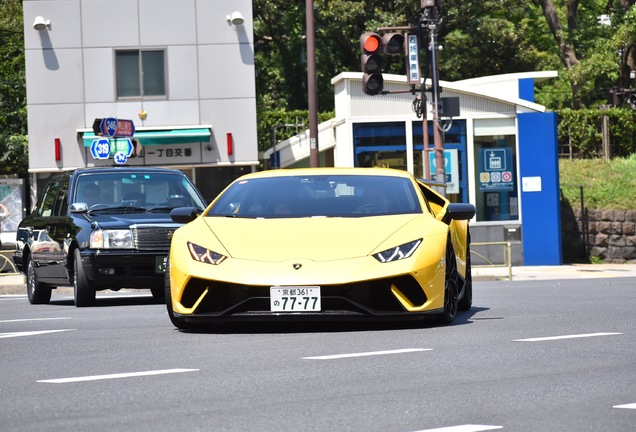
0,0,27,177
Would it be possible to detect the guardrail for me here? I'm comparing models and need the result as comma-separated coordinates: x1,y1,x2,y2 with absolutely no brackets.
0,253,18,275
471,241,513,280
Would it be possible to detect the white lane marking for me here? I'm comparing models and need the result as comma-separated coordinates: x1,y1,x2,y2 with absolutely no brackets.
303,348,432,360
0,329,76,339
38,368,199,384
614,403,636,409
513,332,622,342
0,317,71,323
413,425,503,432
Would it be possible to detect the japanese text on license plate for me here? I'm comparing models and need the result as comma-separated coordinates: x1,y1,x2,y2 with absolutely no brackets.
270,286,321,312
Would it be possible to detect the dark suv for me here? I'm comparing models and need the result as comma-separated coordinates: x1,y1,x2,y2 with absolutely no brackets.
13,167,206,306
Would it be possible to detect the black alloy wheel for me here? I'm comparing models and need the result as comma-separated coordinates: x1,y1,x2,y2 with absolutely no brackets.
437,237,459,324
458,231,473,311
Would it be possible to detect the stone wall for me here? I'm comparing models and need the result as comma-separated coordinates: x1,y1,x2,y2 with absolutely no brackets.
561,206,636,263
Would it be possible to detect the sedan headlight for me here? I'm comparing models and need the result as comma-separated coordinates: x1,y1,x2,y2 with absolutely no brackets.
90,229,134,249
373,239,422,263
187,242,227,265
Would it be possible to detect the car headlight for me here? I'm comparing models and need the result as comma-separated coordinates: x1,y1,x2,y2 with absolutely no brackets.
90,229,134,249
187,242,227,265
373,239,422,263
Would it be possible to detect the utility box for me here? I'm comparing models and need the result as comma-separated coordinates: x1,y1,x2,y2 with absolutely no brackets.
504,225,522,242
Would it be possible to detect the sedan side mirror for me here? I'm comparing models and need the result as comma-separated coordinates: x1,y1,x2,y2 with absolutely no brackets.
70,202,89,214
169,206,199,224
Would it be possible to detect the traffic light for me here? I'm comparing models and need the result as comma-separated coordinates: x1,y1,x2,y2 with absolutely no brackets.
360,32,384,95
382,33,404,55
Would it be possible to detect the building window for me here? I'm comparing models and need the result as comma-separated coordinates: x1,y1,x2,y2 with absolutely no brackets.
115,50,166,99
353,122,406,170
473,135,519,221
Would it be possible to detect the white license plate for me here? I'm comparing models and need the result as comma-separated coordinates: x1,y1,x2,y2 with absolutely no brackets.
270,286,321,312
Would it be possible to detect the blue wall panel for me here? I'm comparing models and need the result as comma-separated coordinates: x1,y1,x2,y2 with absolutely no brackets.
517,112,562,265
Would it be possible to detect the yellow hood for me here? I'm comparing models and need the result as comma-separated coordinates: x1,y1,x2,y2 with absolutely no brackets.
202,215,421,262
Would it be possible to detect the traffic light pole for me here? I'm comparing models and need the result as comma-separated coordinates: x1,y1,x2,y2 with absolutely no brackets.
427,21,446,195
306,0,320,168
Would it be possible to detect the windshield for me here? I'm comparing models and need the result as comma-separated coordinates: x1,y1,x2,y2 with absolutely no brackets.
74,172,206,212
208,174,422,218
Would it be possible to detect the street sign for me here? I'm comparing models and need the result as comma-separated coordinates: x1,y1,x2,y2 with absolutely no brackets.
100,118,118,137
110,139,134,157
115,119,135,137
90,138,111,160
92,118,135,137
113,151,128,165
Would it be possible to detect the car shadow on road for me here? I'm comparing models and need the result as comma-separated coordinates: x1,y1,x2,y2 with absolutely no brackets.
174,307,491,334
48,293,164,307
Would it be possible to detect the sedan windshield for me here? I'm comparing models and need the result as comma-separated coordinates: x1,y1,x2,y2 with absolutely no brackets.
74,172,206,212
208,174,422,218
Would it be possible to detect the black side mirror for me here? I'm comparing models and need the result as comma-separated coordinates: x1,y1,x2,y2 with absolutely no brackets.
169,207,199,224
444,203,476,223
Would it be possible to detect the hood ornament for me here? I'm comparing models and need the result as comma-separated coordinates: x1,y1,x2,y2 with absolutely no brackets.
293,263,302,270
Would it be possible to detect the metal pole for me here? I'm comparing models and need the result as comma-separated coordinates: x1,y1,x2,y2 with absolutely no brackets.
306,0,319,167
429,23,446,195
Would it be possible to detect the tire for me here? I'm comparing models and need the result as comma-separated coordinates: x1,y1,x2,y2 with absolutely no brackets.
436,237,459,325
458,231,473,311
73,249,95,307
26,254,52,304
150,284,165,300
164,259,193,330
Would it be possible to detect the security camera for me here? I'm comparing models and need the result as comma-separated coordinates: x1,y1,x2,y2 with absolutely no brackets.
33,16,50,31
205,144,213,152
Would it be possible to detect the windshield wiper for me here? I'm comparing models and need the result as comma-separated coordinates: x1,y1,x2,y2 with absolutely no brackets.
88,205,148,214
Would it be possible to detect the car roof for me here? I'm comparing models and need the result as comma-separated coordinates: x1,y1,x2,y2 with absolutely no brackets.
48,166,186,180
235,167,416,180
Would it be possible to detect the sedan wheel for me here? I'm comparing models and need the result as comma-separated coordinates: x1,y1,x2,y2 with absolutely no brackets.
73,249,95,307
26,255,52,304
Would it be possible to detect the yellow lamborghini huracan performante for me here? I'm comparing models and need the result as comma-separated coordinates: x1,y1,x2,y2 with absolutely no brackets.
166,168,475,329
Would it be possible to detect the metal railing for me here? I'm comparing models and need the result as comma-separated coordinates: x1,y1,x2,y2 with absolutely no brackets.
0,253,18,275
471,241,513,280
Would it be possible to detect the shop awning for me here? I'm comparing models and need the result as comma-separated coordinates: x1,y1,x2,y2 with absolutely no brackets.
82,127,211,146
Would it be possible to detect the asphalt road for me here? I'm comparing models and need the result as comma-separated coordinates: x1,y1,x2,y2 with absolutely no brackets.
1,278,635,432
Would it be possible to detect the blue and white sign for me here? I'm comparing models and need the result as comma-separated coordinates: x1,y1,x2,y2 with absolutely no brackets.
100,118,118,137
90,138,111,160
113,151,128,165
428,149,459,194
478,147,514,191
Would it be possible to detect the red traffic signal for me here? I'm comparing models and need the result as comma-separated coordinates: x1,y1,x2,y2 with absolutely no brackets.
382,33,404,55
360,32,384,95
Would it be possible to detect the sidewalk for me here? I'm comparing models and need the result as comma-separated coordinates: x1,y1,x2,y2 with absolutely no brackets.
473,263,636,281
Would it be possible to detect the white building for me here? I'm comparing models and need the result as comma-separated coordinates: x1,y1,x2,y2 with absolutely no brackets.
23,0,257,203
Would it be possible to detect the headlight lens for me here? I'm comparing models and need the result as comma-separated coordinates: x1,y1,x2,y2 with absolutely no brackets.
187,242,227,265
90,230,134,249
373,239,422,263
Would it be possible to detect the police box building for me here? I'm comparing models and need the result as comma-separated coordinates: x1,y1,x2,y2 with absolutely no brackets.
23,0,257,203
265,71,563,266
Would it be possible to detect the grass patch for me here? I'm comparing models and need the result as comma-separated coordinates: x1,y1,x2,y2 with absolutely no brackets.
559,154,636,210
